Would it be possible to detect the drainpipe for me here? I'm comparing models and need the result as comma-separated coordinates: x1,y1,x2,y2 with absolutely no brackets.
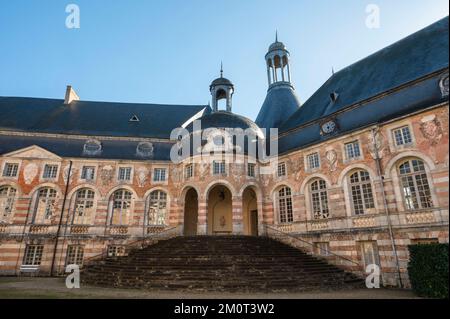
50,160,72,276
371,128,403,288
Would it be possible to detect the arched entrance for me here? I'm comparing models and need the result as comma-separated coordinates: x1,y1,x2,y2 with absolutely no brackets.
207,185,233,235
242,187,258,236
183,188,198,236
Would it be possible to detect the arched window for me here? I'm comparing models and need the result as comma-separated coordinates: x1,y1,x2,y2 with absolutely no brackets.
349,170,375,215
398,159,433,210
33,188,58,224
72,189,95,225
277,187,293,223
310,180,329,219
110,190,132,225
0,186,16,223
147,191,167,226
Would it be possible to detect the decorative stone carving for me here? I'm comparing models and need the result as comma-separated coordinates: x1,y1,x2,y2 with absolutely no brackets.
261,172,272,187
420,115,443,145
100,165,114,186
63,165,76,184
310,220,329,231
353,216,376,228
198,162,210,181
171,166,182,183
325,150,338,172
288,157,303,181
439,72,449,97
136,167,148,187
406,212,435,224
23,163,38,185
231,163,244,183
367,129,387,159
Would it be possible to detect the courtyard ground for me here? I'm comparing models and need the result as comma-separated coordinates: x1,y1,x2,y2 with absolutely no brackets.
0,277,419,299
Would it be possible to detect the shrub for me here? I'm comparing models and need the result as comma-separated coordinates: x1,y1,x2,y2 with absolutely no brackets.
408,243,448,299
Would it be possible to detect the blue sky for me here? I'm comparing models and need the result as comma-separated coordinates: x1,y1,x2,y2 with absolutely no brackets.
0,0,448,120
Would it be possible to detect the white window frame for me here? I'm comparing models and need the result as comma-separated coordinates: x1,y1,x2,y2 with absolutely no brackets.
146,190,168,226
310,179,330,220
2,162,20,179
117,166,133,183
344,140,362,161
110,189,133,226
306,152,320,171
65,245,84,266
0,186,17,223
22,245,44,266
277,162,287,178
398,159,434,211
212,161,227,176
185,164,194,180
276,186,294,224
348,170,376,215
393,125,413,147
72,188,96,225
247,163,256,178
41,163,60,180
80,165,96,181
153,168,167,182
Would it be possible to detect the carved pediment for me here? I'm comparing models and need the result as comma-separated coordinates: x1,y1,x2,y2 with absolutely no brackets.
2,145,61,160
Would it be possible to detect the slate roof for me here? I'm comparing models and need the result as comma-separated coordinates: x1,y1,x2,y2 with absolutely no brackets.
188,111,263,136
0,134,174,161
280,16,449,133
0,97,210,139
255,82,301,130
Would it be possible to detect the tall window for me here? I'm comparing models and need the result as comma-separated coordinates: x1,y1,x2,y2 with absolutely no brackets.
360,241,380,268
349,170,375,215
81,166,95,181
2,163,19,177
147,191,167,226
42,164,58,179
247,163,256,178
398,159,433,210
72,189,95,225
393,126,412,146
153,168,167,182
118,167,132,182
23,245,44,266
0,186,16,223
33,188,58,224
110,190,132,225
277,163,286,177
307,153,320,170
185,165,193,179
277,187,293,223
345,141,361,160
213,161,226,176
310,180,329,219
66,245,84,266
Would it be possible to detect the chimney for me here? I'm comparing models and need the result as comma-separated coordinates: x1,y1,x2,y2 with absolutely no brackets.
64,85,80,104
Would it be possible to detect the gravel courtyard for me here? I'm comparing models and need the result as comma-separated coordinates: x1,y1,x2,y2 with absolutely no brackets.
0,277,419,299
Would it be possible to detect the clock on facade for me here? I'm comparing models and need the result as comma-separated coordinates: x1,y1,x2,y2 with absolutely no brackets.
321,120,337,135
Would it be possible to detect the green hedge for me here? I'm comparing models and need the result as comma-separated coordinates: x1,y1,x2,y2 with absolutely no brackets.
408,243,448,299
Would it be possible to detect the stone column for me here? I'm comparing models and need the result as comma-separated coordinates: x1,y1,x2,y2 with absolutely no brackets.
232,195,244,235
197,195,208,235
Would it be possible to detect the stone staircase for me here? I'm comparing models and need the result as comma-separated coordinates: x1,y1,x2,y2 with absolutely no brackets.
82,236,364,292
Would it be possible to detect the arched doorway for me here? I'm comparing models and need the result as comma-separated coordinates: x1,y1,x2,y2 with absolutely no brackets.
183,188,198,236
242,187,258,236
207,185,232,235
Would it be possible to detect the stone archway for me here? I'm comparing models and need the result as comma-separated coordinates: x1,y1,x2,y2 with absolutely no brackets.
242,187,258,236
207,185,233,235
183,188,198,236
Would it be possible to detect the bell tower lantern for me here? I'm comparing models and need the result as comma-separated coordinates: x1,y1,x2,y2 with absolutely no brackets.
210,64,234,113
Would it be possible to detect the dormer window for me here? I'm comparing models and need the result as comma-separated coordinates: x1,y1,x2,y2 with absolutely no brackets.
136,142,154,158
129,115,140,122
83,139,102,156
330,92,339,103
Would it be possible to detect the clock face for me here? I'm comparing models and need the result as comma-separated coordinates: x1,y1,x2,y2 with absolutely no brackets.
321,121,336,134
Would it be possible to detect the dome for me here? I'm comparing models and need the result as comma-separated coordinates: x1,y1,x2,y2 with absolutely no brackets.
268,41,287,52
210,77,234,87
187,111,264,138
